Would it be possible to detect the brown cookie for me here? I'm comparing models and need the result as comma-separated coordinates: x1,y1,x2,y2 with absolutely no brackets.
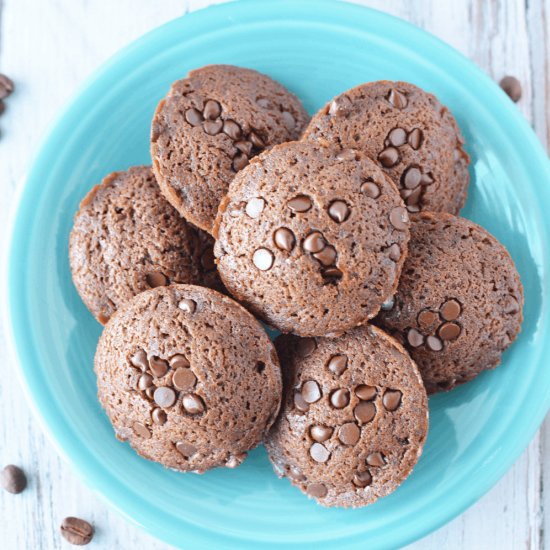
69,166,221,324
375,212,524,393
303,80,470,215
151,64,309,233
213,141,410,337
265,325,428,508
94,284,282,472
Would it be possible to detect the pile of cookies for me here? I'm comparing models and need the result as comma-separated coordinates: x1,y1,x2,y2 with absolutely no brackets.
69,65,524,508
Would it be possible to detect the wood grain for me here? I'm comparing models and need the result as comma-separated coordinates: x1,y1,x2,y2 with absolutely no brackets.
0,1,547,548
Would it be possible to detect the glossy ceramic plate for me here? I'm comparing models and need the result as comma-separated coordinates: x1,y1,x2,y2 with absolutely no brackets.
6,1,550,548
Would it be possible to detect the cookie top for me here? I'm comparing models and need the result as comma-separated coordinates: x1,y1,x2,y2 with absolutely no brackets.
151,64,309,233
375,212,524,393
94,284,282,472
303,80,470,215
265,325,428,508
213,141,410,337
69,166,221,324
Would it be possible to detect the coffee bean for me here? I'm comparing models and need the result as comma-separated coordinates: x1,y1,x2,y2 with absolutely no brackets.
407,328,424,348
1,465,27,494
303,232,325,254
307,482,327,498
440,299,461,321
327,354,348,375
330,388,350,409
169,354,190,369
389,206,409,230
297,337,317,357
354,401,376,424
387,89,407,109
178,299,196,313
133,422,151,439
417,310,438,329
223,119,242,140
182,393,205,414
245,197,265,218
154,386,176,408
402,166,422,189
328,95,352,117
352,470,372,488
235,140,253,156
310,425,333,442
173,367,197,391
203,119,223,135
302,380,322,403
338,422,360,445
426,335,443,351
60,517,94,546
232,152,249,171
152,408,167,425
138,373,153,391
439,322,461,341
274,227,296,252
366,452,386,467
0,74,14,100
149,356,169,378
382,389,402,411
361,180,380,199
203,99,221,120
130,349,149,371
145,272,168,288
281,110,296,130
313,245,337,266
378,147,400,167
381,296,395,310
176,441,197,457
388,243,401,261
294,392,309,412
408,128,423,149
288,195,312,212
248,131,265,149
387,127,407,147
310,442,330,462
355,385,377,401
500,76,522,102
185,108,204,126
252,248,274,271
328,200,350,223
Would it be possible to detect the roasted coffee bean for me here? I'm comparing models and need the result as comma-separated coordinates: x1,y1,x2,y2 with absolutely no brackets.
60,517,94,546
1,465,27,494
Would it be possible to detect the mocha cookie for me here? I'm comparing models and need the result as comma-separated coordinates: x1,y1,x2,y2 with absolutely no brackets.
94,284,282,472
213,141,410,337
303,80,470,215
69,166,221,324
375,212,523,393
265,325,428,508
151,64,309,233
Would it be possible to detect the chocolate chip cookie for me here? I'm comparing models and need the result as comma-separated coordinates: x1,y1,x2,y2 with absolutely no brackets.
375,212,524,393
265,325,428,508
151,64,309,233
303,80,470,215
69,166,221,324
213,141,410,337
95,284,282,472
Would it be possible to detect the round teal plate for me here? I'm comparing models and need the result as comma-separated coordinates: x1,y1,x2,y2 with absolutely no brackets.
6,1,550,548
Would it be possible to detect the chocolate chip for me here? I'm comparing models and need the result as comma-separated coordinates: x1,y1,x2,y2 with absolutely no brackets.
138,373,153,391
361,180,380,199
133,422,151,439
354,401,376,424
402,166,422,189
328,200,350,223
182,393,205,414
274,227,296,251
294,392,309,412
288,195,312,213
327,354,348,375
500,76,522,102
407,328,424,348
1,465,27,494
203,99,221,120
421,172,434,185
387,89,407,109
145,272,168,288
329,95,352,117
173,367,197,391
366,452,386,467
503,295,520,314
330,388,350,409
405,186,422,209
303,232,326,253
201,248,216,271
178,299,196,313
169,354,190,369
235,140,253,155
226,453,246,468
302,380,322,403
313,245,337,266
223,119,242,140
0,74,14,100
382,389,402,411
408,128,423,149
338,422,360,445
185,108,204,126
60,517,94,546
232,152,249,171
149,356,169,378
144,387,155,400
381,296,395,310
417,310,438,329
249,131,265,149
388,243,401,261
352,470,372,488
355,385,377,400
130,349,149,371
426,335,443,351
310,442,330,463
288,466,306,481
245,197,265,218
203,119,223,135
154,387,176,408
322,267,343,280
297,337,317,357
378,147,400,167
389,206,409,230
252,248,274,271
310,425,333,442
439,322,461,341
176,441,197,457
152,408,167,425
387,127,407,147
307,483,327,498
440,299,461,321
336,148,357,161
281,110,296,130
256,98,271,109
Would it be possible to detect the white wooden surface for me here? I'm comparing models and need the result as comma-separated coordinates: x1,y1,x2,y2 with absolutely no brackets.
0,0,548,548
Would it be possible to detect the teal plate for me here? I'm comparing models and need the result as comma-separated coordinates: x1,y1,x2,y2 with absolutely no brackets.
6,1,550,548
